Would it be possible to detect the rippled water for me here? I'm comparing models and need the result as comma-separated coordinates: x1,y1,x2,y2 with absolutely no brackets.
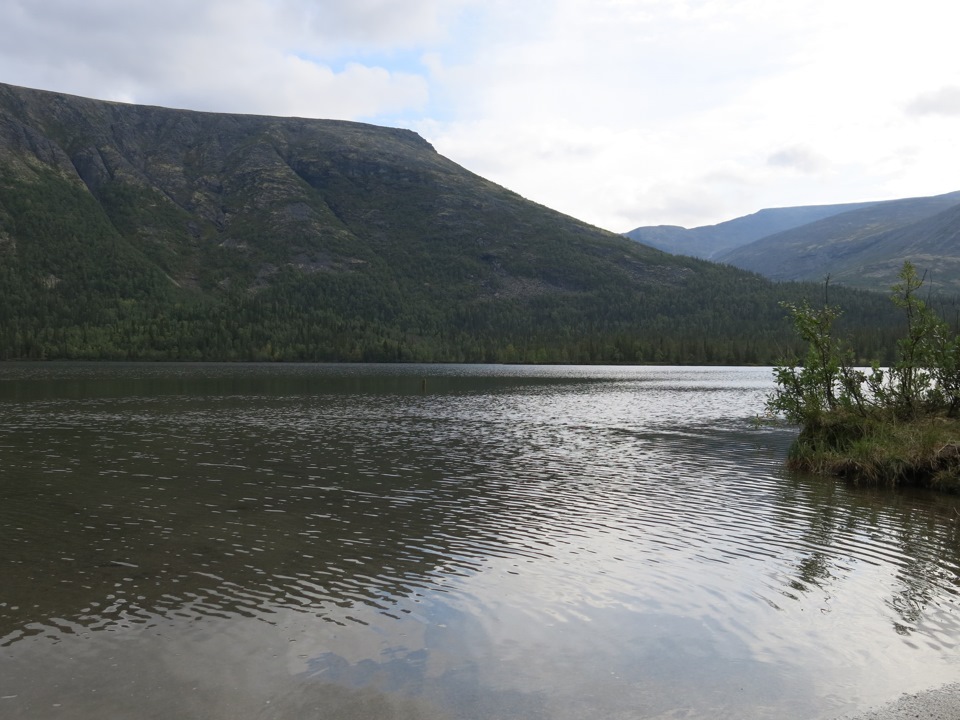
1,363,958,719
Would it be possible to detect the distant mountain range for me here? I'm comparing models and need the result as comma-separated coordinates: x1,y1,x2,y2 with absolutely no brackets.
626,191,960,292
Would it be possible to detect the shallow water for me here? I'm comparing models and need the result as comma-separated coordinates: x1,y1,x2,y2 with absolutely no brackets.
0,363,958,719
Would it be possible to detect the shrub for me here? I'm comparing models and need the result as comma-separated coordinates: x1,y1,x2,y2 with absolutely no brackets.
767,262,960,490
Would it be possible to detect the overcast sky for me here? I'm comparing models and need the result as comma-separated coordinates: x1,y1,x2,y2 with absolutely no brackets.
2,0,958,232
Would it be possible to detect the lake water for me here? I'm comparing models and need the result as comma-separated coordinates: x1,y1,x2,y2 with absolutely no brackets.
1,363,958,719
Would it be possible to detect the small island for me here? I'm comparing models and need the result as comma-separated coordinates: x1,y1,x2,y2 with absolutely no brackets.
768,262,960,492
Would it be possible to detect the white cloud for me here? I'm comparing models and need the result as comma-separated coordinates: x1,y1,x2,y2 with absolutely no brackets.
0,0,435,119
2,0,960,230
276,0,472,50
421,0,960,229
906,87,960,117
767,146,829,175
150,53,429,120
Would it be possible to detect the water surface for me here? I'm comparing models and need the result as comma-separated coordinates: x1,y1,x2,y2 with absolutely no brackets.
1,363,958,719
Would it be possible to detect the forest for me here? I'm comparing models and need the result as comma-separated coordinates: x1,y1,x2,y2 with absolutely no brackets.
0,82,938,365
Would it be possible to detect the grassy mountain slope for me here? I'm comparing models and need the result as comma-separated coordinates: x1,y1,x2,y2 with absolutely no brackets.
625,201,878,259
818,203,960,291
0,82,902,363
716,192,960,291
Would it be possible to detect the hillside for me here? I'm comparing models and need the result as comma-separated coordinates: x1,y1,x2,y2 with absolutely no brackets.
625,202,878,259
716,192,960,291
0,82,898,363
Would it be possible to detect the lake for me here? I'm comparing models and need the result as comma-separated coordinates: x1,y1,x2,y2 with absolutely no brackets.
1,363,958,719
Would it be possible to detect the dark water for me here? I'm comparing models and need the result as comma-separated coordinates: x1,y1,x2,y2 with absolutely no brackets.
1,363,958,719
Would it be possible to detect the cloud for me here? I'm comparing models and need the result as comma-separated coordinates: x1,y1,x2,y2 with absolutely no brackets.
622,185,734,232
278,0,475,50
420,0,960,229
3,0,960,230
0,0,435,120
767,145,828,174
906,87,960,117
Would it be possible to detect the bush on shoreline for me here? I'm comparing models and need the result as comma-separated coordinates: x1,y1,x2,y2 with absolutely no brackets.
767,262,960,492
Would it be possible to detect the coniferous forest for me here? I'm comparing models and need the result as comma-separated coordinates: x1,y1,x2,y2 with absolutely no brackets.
0,82,929,364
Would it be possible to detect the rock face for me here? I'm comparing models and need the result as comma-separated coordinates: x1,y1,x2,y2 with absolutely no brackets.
0,82,693,298
0,83,484,289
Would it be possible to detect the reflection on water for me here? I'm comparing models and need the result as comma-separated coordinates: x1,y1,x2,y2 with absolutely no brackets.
1,363,958,719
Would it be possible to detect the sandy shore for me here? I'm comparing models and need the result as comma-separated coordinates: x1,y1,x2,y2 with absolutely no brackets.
840,683,960,720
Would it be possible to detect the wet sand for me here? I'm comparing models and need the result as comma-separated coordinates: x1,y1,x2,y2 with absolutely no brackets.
840,684,960,720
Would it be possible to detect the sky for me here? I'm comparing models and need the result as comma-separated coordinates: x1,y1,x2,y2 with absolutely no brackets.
2,0,958,232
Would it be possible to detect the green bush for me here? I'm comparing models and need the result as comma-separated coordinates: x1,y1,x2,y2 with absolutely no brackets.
768,262,960,490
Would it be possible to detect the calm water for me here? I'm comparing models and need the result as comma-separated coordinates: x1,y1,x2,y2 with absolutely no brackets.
1,363,958,719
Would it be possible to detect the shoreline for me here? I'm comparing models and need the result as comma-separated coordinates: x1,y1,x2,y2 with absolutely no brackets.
786,411,960,494
839,683,960,719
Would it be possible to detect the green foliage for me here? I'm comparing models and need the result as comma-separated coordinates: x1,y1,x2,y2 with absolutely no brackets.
0,166,904,365
768,262,960,489
769,298,846,422
0,83,912,364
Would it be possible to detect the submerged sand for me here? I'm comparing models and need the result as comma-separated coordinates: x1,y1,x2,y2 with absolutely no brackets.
840,683,960,720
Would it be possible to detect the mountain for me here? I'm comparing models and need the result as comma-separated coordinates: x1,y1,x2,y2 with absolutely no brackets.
0,82,898,363
716,192,960,291
625,202,878,260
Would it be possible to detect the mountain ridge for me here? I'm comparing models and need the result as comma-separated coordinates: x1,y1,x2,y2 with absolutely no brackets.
715,191,960,290
0,81,899,363
627,191,960,292
625,201,879,260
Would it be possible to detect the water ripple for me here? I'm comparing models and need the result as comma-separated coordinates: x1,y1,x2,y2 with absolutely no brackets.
2,364,960,716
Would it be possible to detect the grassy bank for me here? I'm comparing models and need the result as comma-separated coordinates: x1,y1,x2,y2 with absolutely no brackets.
769,263,960,493
787,410,960,492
